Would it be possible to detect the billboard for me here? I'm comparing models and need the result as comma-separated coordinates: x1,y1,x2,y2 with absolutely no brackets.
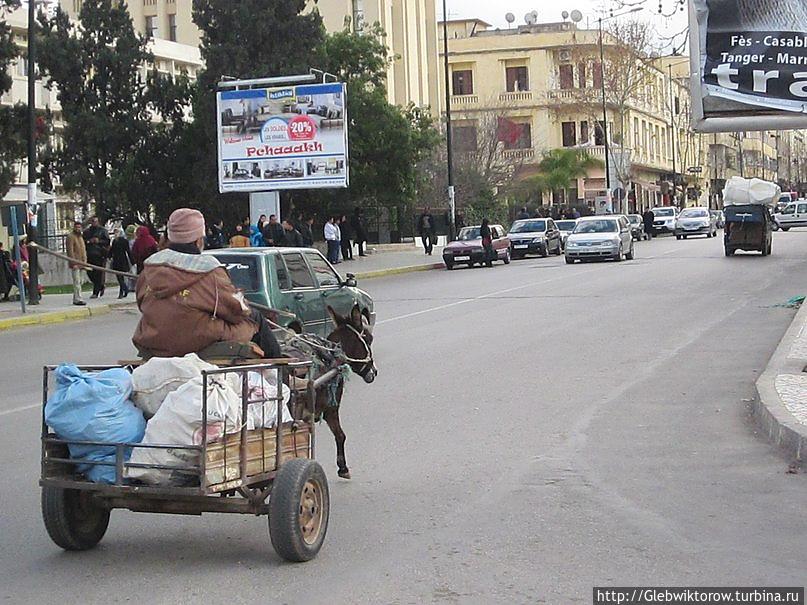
217,82,348,192
690,0,807,132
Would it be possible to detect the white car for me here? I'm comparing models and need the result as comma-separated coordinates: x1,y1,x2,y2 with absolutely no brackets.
774,200,807,231
554,219,578,249
651,206,678,234
565,215,634,264
674,207,718,239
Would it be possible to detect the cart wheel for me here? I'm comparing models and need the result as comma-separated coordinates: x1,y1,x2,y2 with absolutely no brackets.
269,459,329,562
41,486,110,551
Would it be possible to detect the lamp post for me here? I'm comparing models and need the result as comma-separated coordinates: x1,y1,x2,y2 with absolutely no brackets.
441,0,455,241
26,0,39,305
597,6,642,213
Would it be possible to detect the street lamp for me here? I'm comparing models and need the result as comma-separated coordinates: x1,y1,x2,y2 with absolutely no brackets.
26,0,40,305
441,0,456,241
597,6,643,213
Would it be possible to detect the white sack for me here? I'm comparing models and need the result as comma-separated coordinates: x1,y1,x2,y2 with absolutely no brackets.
131,354,218,418
724,176,780,207
126,374,241,485
244,371,293,430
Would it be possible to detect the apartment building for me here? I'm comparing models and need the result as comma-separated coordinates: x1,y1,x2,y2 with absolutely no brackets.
438,18,707,211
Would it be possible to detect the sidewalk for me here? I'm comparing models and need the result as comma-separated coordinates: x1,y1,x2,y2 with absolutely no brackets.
0,245,444,331
754,302,807,463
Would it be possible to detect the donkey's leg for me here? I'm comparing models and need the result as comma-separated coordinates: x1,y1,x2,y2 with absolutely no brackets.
323,406,350,479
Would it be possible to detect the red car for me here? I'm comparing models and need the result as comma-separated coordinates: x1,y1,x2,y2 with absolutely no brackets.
442,224,511,269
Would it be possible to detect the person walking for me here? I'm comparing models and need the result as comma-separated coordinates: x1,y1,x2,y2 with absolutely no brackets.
66,222,87,305
132,226,159,274
0,242,12,301
417,206,436,255
480,218,495,268
229,224,251,248
642,208,655,239
261,214,285,247
281,219,304,247
83,216,110,299
300,216,315,248
339,214,353,260
351,207,368,257
110,227,134,298
324,216,340,264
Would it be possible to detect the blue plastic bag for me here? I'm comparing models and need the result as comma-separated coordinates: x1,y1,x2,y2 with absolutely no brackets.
45,364,146,484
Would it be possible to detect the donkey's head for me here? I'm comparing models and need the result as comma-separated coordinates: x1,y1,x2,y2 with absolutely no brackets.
327,304,377,384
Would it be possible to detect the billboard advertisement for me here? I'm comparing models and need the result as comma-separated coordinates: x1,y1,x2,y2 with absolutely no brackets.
217,82,348,192
690,0,807,132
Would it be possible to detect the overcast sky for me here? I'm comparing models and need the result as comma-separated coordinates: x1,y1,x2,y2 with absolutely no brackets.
445,0,689,53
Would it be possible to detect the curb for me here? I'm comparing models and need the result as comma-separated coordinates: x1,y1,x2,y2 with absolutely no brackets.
354,262,444,280
754,302,807,462
0,302,115,332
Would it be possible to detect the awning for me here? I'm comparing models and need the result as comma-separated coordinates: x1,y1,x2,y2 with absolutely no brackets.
1,185,56,205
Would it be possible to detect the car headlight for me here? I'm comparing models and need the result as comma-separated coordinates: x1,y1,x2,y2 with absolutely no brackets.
601,240,617,246
567,241,579,247
532,237,545,244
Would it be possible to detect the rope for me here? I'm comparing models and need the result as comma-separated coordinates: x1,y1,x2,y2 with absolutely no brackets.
30,242,138,279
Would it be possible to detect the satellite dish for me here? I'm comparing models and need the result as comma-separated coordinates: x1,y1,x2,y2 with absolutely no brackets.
562,10,569,20
570,9,583,23
525,10,538,24
505,12,515,26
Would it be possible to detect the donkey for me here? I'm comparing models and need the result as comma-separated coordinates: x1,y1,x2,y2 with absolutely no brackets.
288,304,376,479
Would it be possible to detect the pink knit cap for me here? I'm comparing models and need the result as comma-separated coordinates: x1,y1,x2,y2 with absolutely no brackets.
167,208,205,244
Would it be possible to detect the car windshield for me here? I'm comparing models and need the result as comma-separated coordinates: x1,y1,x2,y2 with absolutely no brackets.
457,227,481,241
574,219,618,234
628,215,641,224
510,220,546,233
555,221,577,230
211,255,259,292
653,208,676,217
680,209,709,218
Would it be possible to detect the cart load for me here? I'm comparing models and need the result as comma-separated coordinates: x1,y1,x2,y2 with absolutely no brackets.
723,176,781,207
40,356,335,562
721,178,776,257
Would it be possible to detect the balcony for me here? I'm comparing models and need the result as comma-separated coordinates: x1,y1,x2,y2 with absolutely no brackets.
451,94,478,107
545,89,578,103
501,148,536,161
499,91,533,104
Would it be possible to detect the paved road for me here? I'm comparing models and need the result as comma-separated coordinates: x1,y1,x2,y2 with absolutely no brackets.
1,232,806,604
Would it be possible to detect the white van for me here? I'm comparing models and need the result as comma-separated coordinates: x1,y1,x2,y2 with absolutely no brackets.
774,200,807,231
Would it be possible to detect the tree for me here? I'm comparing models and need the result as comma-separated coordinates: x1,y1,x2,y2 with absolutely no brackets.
0,0,23,197
530,149,601,206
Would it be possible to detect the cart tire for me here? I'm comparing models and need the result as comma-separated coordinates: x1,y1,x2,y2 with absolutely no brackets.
269,459,329,562
41,486,110,551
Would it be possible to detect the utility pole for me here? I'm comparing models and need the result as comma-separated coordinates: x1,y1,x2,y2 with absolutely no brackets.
441,0,455,241
26,0,39,305
668,64,678,207
597,17,612,211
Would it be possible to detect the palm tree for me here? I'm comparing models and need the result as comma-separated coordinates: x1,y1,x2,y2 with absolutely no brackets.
531,149,601,206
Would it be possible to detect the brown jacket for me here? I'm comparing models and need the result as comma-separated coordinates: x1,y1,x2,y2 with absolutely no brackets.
66,232,87,269
132,249,257,357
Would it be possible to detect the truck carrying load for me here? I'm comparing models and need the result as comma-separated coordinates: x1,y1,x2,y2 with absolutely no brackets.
723,176,781,207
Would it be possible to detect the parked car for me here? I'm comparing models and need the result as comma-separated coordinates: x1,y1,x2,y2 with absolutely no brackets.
507,218,562,258
651,206,678,233
554,219,578,249
565,215,635,264
205,248,375,338
674,207,718,239
627,214,648,240
773,200,807,231
442,225,511,269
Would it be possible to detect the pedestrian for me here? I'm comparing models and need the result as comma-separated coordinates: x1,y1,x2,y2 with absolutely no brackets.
83,216,110,299
456,210,466,232
351,207,368,256
571,207,581,219
643,208,655,239
229,224,251,248
339,214,353,260
256,214,267,235
281,219,304,247
417,206,436,255
132,208,281,359
110,227,134,299
516,206,530,220
249,224,264,247
262,214,285,247
0,242,12,301
300,216,315,248
324,215,340,264
206,220,226,249
480,218,494,268
132,225,159,274
124,224,138,292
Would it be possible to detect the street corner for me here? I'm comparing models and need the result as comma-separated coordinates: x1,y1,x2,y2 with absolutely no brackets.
355,262,445,281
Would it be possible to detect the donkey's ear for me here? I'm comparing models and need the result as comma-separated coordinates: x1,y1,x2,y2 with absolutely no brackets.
350,304,363,329
328,305,345,326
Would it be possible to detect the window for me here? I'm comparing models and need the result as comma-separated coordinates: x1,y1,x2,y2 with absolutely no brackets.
213,255,259,292
577,63,587,88
16,54,27,77
674,96,680,115
561,122,577,147
580,121,589,143
452,69,473,95
491,227,500,239
559,64,574,89
145,15,158,38
505,66,528,92
453,124,478,153
168,14,177,41
306,252,341,287
352,0,365,31
504,122,531,150
592,63,602,89
282,253,315,288
595,120,606,146
274,254,291,290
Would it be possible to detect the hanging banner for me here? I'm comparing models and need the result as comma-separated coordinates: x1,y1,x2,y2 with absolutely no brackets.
690,0,807,132
217,82,348,192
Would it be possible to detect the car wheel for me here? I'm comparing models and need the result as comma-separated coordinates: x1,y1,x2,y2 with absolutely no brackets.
503,250,511,265
782,227,791,232
625,244,634,260
565,256,574,264
554,242,562,256
445,260,454,270
725,247,734,256
675,234,682,240
541,246,548,258
614,245,623,262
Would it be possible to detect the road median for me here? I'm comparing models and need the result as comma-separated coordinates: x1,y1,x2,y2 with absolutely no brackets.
0,303,113,332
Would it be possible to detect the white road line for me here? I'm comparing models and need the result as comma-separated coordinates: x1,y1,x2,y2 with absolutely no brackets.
0,402,39,417
377,266,600,325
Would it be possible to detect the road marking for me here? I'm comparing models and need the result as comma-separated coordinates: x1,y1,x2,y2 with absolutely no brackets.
0,403,39,417
377,266,600,325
